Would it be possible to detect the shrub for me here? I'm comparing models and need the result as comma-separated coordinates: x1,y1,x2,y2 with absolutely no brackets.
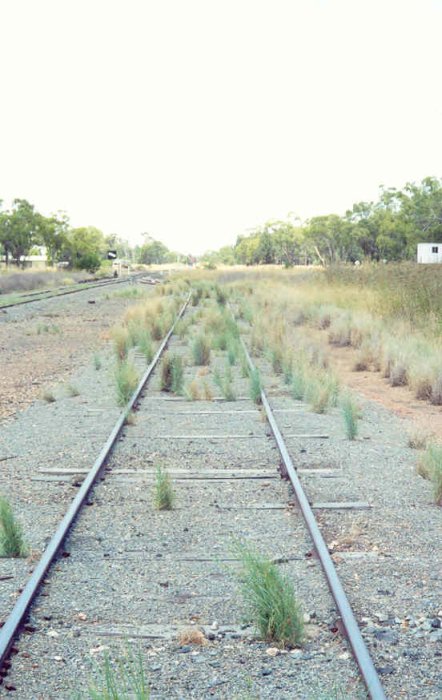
154,466,175,510
0,497,27,557
235,542,304,648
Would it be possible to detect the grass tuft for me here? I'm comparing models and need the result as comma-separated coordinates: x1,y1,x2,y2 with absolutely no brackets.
340,394,359,440
249,369,262,404
417,444,442,505
79,647,149,699
154,466,175,510
160,353,184,394
0,497,27,558
41,389,56,403
234,541,304,648
191,334,211,366
115,360,139,406
66,384,80,397
93,354,102,370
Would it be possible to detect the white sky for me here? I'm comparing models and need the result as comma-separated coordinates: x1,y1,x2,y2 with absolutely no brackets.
1,0,442,255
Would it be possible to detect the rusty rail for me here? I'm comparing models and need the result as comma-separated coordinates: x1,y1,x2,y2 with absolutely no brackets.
240,337,387,700
0,294,190,667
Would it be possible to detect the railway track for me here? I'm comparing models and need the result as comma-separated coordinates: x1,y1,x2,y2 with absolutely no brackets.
0,288,439,698
0,272,155,310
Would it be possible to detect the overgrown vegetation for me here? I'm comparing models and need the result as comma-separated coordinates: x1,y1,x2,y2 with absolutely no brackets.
0,497,27,558
191,334,211,365
235,541,304,648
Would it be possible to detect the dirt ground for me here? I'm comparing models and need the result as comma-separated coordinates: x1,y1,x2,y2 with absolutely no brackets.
299,325,442,442
0,287,147,422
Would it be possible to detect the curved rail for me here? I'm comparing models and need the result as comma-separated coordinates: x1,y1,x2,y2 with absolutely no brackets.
0,294,190,667
240,338,387,700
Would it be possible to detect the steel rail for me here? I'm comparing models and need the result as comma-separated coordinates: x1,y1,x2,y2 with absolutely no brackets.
240,337,387,700
0,293,190,668
0,274,142,310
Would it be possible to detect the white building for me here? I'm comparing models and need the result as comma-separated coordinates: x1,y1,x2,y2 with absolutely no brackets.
417,242,442,264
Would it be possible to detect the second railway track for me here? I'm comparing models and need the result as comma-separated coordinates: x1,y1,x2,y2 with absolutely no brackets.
0,283,440,698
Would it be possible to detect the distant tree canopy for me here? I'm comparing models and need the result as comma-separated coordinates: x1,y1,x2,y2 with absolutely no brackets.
201,177,442,266
0,199,177,271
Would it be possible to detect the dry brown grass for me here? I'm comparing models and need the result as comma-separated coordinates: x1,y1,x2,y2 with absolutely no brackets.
177,627,208,646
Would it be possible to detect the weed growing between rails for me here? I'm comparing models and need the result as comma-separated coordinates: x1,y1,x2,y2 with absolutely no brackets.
234,541,304,648
0,497,27,557
75,647,149,699
154,466,175,510
115,360,139,406
160,353,184,394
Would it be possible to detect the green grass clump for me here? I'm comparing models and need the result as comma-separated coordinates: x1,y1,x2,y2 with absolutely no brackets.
340,394,359,440
160,353,184,394
214,365,236,401
66,384,80,397
0,497,27,558
249,369,262,405
235,542,304,648
79,647,149,699
115,360,139,406
93,354,102,370
417,444,442,505
138,330,153,364
191,334,211,366
154,466,175,510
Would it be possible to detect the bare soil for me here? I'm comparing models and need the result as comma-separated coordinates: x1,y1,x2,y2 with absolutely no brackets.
0,286,146,421
299,325,442,442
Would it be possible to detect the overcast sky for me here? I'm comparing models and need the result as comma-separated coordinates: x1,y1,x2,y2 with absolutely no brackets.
1,0,441,254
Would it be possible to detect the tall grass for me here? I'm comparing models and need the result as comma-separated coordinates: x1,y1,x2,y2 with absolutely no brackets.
234,542,304,648
249,369,262,404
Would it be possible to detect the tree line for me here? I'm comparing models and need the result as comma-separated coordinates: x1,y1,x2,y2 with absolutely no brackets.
0,199,179,271
203,177,442,267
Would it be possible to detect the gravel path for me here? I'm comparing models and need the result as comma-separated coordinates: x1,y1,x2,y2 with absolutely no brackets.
0,295,440,699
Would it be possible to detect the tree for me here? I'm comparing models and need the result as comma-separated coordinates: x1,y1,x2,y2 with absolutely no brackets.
63,226,105,270
0,199,45,266
137,240,170,265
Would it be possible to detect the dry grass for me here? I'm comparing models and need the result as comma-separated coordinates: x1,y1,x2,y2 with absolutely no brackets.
177,628,208,646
